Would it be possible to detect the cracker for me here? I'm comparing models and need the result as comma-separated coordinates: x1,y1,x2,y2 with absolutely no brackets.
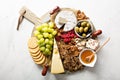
34,54,44,62
35,55,46,65
29,46,39,54
30,50,40,57
31,51,42,59
28,37,38,49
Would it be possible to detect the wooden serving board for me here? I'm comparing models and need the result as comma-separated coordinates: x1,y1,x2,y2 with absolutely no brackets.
19,7,98,72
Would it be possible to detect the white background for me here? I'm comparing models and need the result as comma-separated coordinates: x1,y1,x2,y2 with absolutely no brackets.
0,0,120,80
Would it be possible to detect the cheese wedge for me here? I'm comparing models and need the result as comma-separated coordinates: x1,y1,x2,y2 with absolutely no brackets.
51,39,64,74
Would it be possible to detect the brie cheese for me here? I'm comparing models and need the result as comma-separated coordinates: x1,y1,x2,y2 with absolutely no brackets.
55,10,77,31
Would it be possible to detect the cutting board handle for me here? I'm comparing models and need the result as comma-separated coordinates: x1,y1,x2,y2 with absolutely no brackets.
17,6,42,30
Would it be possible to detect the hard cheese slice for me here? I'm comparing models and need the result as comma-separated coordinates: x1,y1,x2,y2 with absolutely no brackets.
51,39,65,74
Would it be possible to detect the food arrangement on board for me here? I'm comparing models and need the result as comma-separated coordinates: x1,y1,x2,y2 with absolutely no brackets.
17,6,110,76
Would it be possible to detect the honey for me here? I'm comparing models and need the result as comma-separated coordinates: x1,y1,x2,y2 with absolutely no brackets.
81,50,95,64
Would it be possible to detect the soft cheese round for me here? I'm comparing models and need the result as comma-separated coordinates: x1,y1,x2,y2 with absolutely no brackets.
55,10,77,31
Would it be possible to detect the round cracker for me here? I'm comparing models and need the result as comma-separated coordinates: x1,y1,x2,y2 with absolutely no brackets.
31,50,40,57
29,46,39,54
28,37,38,49
34,54,44,62
32,52,42,59
35,55,46,65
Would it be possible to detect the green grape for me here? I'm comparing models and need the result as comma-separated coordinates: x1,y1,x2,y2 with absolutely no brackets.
49,47,52,51
49,22,54,28
42,23,49,28
37,34,43,39
38,38,44,44
43,32,49,38
48,28,54,33
34,30,40,37
47,28,51,33
42,27,48,32
36,25,42,31
48,51,52,55
52,30,57,36
39,43,45,47
40,47,45,52
45,48,50,54
46,44,51,49
49,40,53,45
48,34,53,39
45,39,49,44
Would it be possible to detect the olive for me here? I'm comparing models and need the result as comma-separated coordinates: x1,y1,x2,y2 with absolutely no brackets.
87,23,91,29
88,28,92,33
75,27,79,32
77,22,81,27
81,21,87,27
84,27,89,33
82,33,86,38
79,27,84,33
78,32,83,36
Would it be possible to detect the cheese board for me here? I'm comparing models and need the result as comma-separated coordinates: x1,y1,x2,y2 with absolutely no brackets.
17,6,110,76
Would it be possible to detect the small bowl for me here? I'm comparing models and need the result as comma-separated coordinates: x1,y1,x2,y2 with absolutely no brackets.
79,48,97,67
74,20,94,38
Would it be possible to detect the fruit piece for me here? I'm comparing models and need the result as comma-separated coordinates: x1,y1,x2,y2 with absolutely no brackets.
38,38,44,44
43,32,49,38
79,27,84,33
36,25,42,31
42,27,48,32
49,40,53,45
45,39,49,44
44,48,50,54
75,27,79,32
51,39,65,74
52,31,57,36
47,51,52,55
40,47,45,51
48,28,54,33
48,34,53,39
81,21,87,27
55,36,61,41
84,27,89,33
37,34,43,39
46,44,51,49
34,30,40,37
42,23,49,28
49,22,54,28
82,33,86,38
39,43,45,47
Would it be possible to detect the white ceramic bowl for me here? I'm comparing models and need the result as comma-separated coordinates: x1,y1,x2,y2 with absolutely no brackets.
74,20,94,38
79,48,97,67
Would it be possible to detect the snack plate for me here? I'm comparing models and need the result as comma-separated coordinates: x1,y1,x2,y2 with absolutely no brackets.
20,7,101,75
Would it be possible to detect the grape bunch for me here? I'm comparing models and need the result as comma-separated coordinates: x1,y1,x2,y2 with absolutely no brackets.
34,22,57,56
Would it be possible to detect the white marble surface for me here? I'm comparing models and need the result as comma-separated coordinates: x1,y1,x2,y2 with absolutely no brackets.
0,0,120,80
